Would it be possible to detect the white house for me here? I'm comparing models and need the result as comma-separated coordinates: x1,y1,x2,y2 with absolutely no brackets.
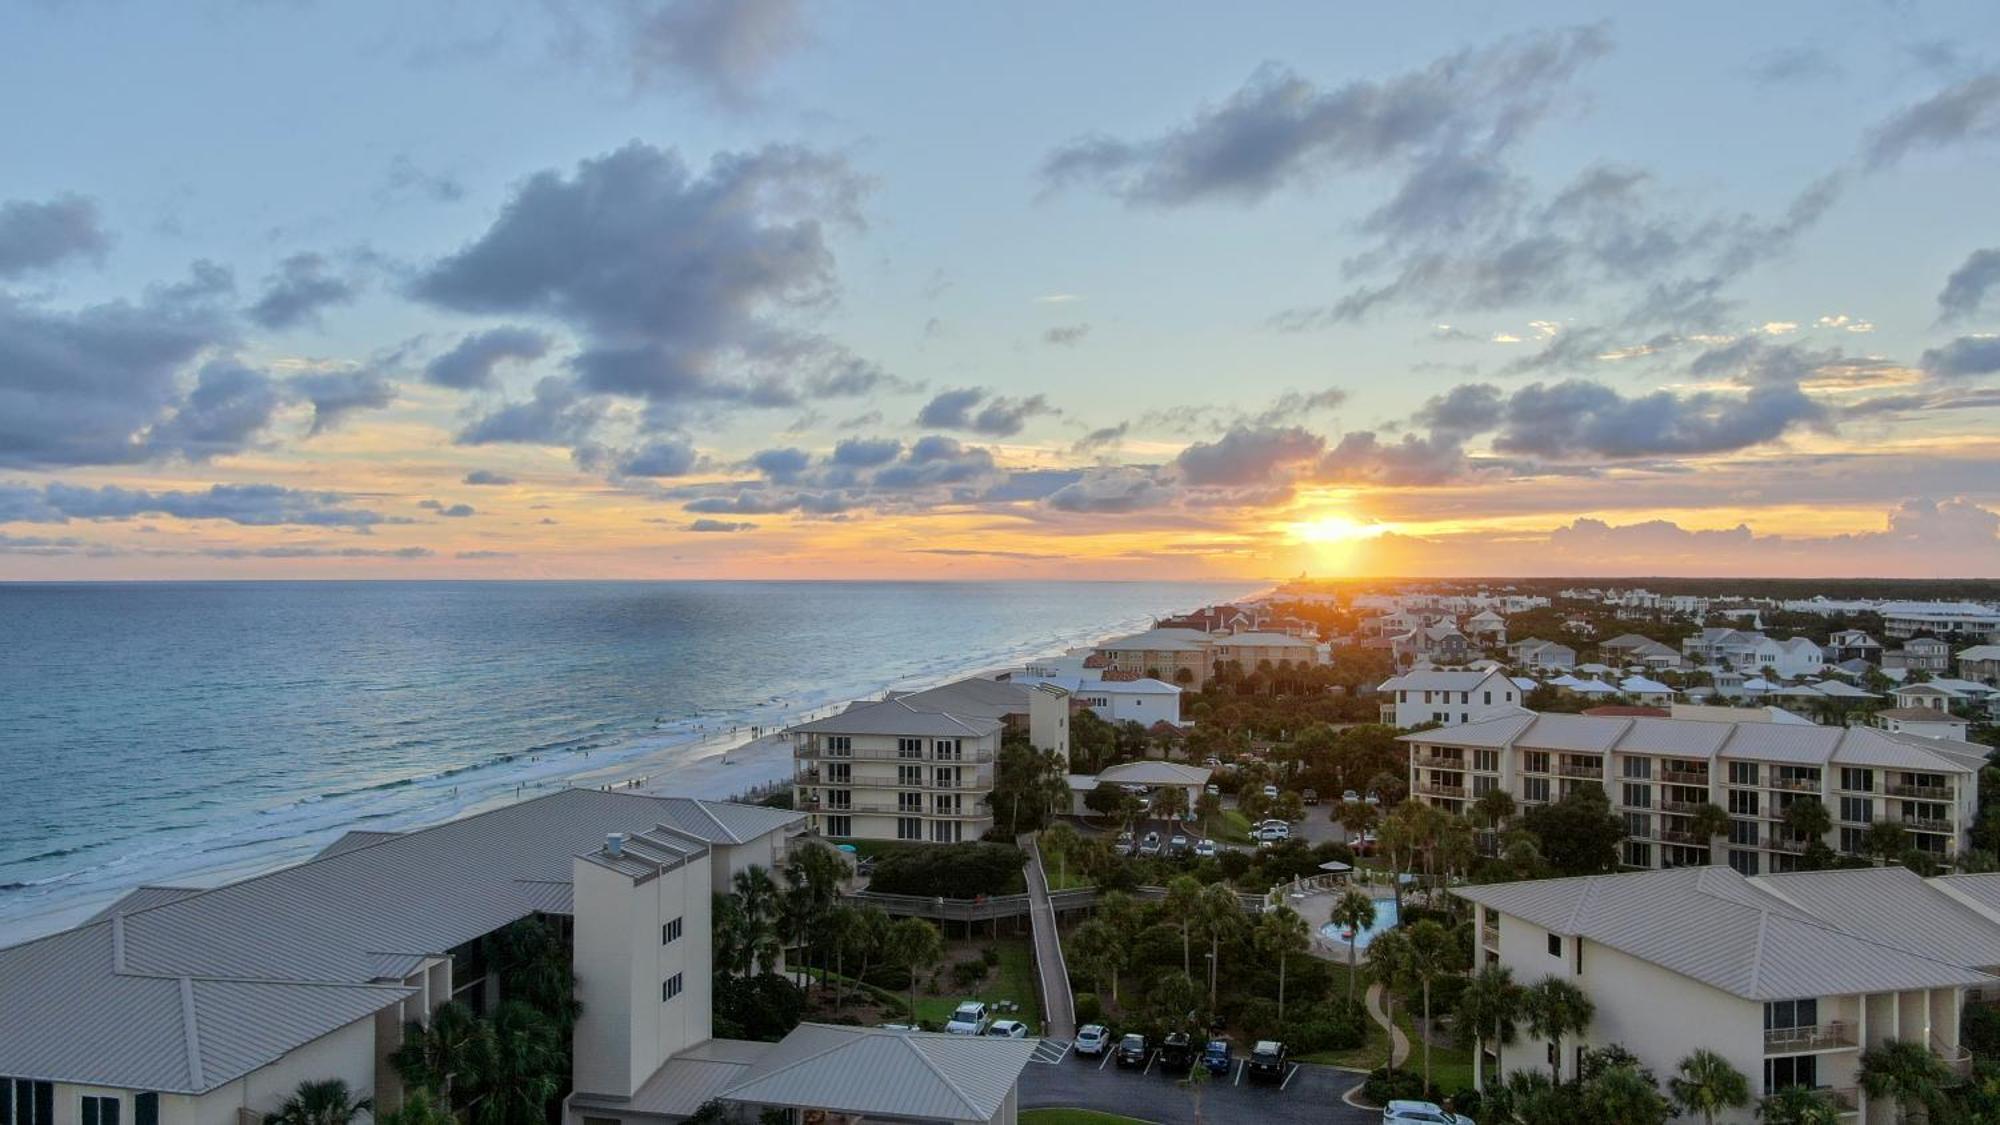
1458,865,1993,1122
1376,668,1525,728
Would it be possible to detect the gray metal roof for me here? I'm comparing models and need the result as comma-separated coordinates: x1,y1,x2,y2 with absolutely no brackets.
0,788,786,1094
1456,866,1996,1001
719,1024,1037,1122
1752,866,2000,968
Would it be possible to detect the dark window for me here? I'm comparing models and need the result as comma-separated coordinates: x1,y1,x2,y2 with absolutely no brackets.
1547,933,1562,958
134,1095,157,1125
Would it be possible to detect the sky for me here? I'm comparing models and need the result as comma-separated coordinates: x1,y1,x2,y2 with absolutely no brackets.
2,0,1999,580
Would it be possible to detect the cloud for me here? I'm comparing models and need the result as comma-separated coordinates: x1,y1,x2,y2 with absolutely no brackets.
1921,335,2000,379
914,387,1057,436
1044,466,1179,513
1042,323,1091,346
463,469,516,485
247,253,359,330
0,482,407,529
458,376,607,446
686,518,757,532
1173,425,1323,486
1866,71,2000,167
424,326,551,389
615,437,700,477
1041,27,1609,207
1939,248,2000,321
413,142,866,428
0,194,109,277
620,0,806,107
293,368,396,435
419,499,476,517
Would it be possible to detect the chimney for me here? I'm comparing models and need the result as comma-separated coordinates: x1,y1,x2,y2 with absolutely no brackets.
606,832,625,857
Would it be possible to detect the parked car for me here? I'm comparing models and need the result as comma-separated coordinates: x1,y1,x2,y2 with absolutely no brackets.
1158,1031,1193,1072
1139,832,1162,856
1246,1040,1288,1082
1193,839,1217,859
1382,1100,1474,1124
1115,1032,1150,1068
1302,788,1319,805
1075,1024,1110,1056
986,1020,1030,1039
944,1001,990,1035
1201,1038,1232,1075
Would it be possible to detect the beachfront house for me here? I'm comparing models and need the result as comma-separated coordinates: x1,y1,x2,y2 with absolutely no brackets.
1457,865,1992,1122
787,677,1070,843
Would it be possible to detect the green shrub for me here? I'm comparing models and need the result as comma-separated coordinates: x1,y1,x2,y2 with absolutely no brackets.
1074,992,1103,1025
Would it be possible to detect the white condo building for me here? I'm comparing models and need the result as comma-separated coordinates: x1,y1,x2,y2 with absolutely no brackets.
1403,711,1986,874
788,678,1070,843
1458,864,1997,1123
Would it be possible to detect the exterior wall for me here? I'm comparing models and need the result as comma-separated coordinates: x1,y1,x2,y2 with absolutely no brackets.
571,852,713,1101
172,1013,382,1125
793,729,1002,842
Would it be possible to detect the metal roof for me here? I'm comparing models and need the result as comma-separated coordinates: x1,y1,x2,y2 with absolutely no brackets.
1455,866,1995,1001
718,1024,1037,1122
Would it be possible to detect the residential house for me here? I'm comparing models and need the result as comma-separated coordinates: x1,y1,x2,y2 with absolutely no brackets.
1456,865,1992,1121
1376,668,1525,728
1958,645,2000,687
789,678,1070,843
1402,710,1985,874
1509,638,1577,670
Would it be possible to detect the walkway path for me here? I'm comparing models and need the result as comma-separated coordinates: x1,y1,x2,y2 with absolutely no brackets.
1365,982,1410,1068
1022,833,1077,1040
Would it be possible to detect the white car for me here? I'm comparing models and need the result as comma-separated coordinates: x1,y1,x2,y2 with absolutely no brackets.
1193,839,1217,859
1382,1100,1473,1124
986,1020,1030,1039
1074,1023,1110,1055
944,1001,990,1035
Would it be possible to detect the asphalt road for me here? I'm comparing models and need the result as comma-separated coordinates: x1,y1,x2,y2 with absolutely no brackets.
1020,1040,1378,1125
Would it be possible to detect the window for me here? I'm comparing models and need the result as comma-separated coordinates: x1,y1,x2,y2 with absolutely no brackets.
80,1099,118,1125
1840,768,1874,793
897,816,922,840
133,1095,156,1125
1547,933,1562,958
662,917,682,944
3,1081,53,1125
1728,761,1759,786
662,972,684,1001
825,815,851,837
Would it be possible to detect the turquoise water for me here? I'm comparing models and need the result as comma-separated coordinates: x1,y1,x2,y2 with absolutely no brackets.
1319,897,1400,948
0,580,1248,927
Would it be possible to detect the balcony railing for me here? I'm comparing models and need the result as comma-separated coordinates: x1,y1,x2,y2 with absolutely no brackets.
1888,782,1954,800
1558,762,1605,778
1772,776,1821,792
1765,1022,1856,1052
1660,769,1709,786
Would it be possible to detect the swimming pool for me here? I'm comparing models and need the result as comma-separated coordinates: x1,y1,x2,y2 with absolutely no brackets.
1318,897,1399,948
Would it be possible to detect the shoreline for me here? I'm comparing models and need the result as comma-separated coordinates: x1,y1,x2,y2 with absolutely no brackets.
0,586,1262,947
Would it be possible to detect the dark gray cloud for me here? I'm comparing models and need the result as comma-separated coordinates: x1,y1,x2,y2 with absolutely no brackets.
413,142,866,424
914,387,1056,436
1042,323,1091,346
463,469,516,485
0,482,406,529
1173,426,1322,486
686,518,757,532
293,369,396,435
0,194,109,277
620,0,806,107
458,376,607,446
424,326,551,389
1921,335,2000,378
247,253,359,330
1866,71,2000,167
1042,27,1608,206
419,499,477,517
615,437,701,477
1939,248,2000,321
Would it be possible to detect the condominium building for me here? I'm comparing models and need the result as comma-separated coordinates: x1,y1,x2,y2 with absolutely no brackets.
1402,711,1985,875
1458,864,1995,1123
788,678,1070,843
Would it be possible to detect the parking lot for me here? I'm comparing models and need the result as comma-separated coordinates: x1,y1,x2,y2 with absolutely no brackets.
1019,1037,1377,1125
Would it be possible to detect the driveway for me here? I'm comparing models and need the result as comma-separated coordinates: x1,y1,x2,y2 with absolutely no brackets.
1022,1041,1376,1125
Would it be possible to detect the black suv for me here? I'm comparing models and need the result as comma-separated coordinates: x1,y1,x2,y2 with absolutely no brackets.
1246,1040,1288,1082
1115,1032,1150,1069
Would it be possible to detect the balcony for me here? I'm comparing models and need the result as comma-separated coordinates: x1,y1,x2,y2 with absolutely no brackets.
1888,782,1953,800
1765,1022,1857,1053
1417,781,1468,799
1772,776,1821,793
1660,768,1709,786
1558,761,1605,778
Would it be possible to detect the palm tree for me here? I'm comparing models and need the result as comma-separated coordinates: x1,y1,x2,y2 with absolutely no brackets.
1198,882,1241,1007
1523,976,1594,1084
1254,906,1310,1025
1858,1038,1951,1125
1164,874,1203,976
1454,964,1524,1088
1367,928,1412,1076
1588,1065,1670,1124
1669,1048,1751,1125
1759,1084,1843,1125
1403,919,1456,1092
391,1001,490,1105
1041,822,1081,887
1331,889,1377,1001
265,1080,373,1125
886,916,944,1024
1070,917,1127,1005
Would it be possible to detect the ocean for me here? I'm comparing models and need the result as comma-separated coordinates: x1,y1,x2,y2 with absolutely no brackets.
0,580,1247,938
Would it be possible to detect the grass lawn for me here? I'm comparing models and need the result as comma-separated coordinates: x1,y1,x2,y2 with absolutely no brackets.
1020,1111,1153,1125
910,937,1044,1032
